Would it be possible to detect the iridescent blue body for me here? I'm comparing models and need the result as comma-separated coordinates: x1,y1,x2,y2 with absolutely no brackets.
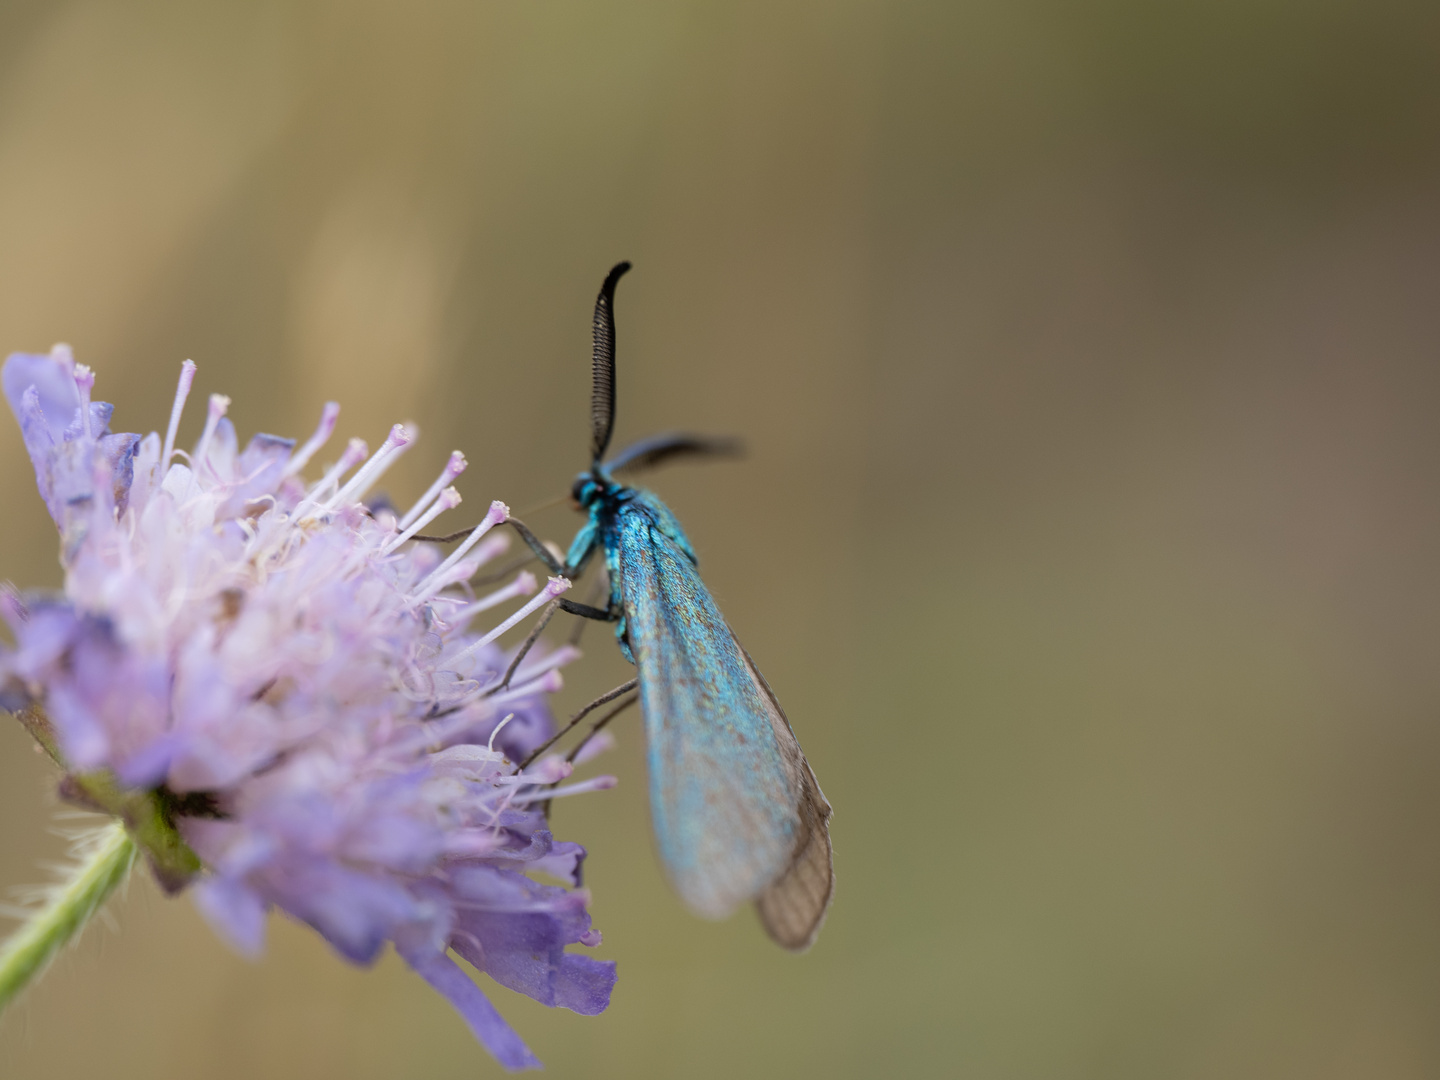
565,468,833,944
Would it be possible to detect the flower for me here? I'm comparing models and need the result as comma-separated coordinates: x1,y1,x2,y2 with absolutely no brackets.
0,347,617,1070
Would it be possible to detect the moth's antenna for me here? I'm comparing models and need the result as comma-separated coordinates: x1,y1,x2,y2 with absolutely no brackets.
590,261,631,463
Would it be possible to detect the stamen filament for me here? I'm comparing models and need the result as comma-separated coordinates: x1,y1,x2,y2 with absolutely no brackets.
449,572,538,622
487,714,515,753
384,487,461,555
499,643,579,686
445,577,570,666
161,360,197,468
400,451,468,529
487,668,564,703
73,365,95,440
412,502,509,598
195,394,231,470
512,776,617,803
297,437,368,516
283,401,341,479
325,423,412,510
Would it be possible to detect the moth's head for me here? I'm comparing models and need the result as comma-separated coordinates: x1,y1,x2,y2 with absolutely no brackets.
570,471,606,512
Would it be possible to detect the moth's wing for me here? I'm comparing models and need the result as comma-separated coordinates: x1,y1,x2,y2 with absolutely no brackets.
741,643,834,951
618,509,832,948
618,515,794,916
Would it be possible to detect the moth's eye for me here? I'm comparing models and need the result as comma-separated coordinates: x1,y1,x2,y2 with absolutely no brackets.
569,477,588,510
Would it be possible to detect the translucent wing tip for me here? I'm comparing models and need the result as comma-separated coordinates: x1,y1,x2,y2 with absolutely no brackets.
755,793,834,951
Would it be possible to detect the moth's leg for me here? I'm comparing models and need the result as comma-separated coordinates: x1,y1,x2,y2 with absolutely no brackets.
560,577,631,660
418,514,603,586
469,552,542,588
540,690,640,818
483,597,562,696
479,555,605,698
410,526,473,543
557,598,620,621
566,573,612,646
518,678,639,768
414,516,571,576
504,518,567,575
565,692,638,763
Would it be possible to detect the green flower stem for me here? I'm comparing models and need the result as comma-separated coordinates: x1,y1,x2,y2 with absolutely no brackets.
65,772,202,893
0,703,201,1013
12,704,202,893
0,820,136,1014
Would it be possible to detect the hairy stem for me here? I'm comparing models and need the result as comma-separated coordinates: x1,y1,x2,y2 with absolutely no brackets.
0,821,136,1014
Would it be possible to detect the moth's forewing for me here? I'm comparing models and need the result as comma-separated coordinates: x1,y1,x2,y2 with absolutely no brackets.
616,498,832,942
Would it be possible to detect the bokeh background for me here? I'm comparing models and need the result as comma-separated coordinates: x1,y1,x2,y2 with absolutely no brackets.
2,1,1440,1077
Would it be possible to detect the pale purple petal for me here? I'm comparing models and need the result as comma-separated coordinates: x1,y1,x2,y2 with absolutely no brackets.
29,614,170,773
4,353,134,534
550,954,617,1016
397,944,543,1072
447,866,614,1014
193,877,269,957
98,431,141,513
113,732,184,789
528,839,588,888
3,351,78,433
260,861,420,964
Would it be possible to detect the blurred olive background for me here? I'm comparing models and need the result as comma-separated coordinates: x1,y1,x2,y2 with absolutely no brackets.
2,1,1440,1077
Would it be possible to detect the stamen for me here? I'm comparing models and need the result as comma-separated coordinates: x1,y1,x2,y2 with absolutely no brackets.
399,450,467,530
445,577,570,667
498,642,578,686
195,394,231,469
465,678,566,738
412,501,509,598
518,756,571,785
386,709,493,759
161,360,197,467
512,775,617,803
449,572,537,622
383,487,461,555
49,342,75,377
487,668,564,704
487,714,515,753
283,401,341,479
463,532,511,570
412,535,511,607
302,437,368,505
570,731,616,766
72,364,95,440
325,423,413,509
411,555,486,605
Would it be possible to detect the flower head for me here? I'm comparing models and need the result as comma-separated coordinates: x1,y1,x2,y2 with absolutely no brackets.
0,347,615,1070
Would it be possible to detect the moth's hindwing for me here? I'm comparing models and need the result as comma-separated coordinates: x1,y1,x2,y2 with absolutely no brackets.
741,643,834,950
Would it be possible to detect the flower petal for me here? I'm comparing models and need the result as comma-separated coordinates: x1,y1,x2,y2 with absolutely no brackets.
193,877,269,957
447,866,611,1013
397,943,543,1072
3,350,78,434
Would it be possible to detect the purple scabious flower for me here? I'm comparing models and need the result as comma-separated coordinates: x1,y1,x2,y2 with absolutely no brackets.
0,347,617,1070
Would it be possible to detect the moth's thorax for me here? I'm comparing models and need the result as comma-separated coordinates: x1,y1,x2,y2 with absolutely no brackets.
570,467,640,524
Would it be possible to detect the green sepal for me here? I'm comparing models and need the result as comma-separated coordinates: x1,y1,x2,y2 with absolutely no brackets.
10,702,204,893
